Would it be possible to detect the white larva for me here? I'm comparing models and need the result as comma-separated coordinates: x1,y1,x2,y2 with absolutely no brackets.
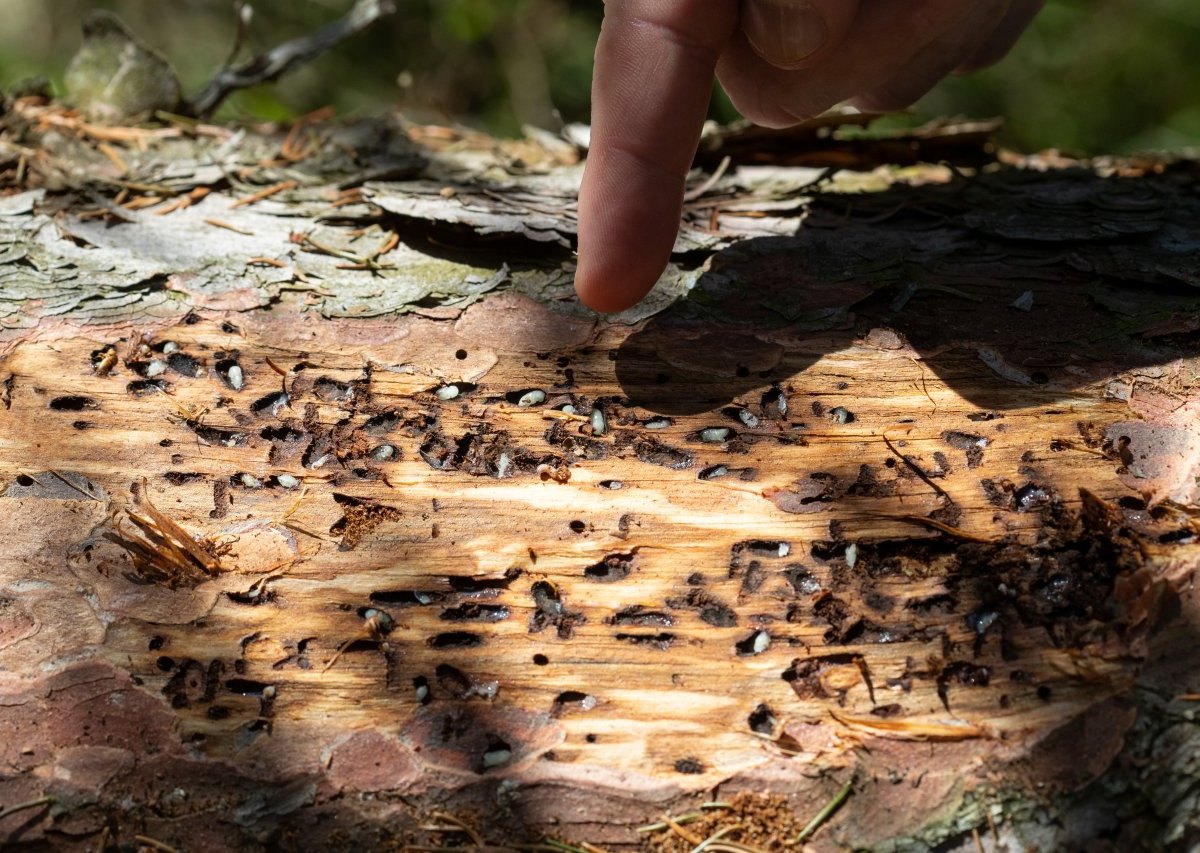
482,748,512,769
752,630,770,654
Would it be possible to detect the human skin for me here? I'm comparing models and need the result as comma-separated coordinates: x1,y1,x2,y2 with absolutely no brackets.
574,0,1045,313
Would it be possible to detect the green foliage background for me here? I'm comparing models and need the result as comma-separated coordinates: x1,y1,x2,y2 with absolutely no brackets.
2,0,1197,154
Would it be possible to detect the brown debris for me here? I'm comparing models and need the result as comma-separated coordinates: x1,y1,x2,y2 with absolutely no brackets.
329,492,402,550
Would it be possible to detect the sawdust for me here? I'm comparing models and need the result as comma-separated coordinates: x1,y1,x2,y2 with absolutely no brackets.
642,790,822,852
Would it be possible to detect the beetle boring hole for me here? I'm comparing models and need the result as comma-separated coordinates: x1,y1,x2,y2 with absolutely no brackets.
552,691,596,717
531,581,562,615
735,630,770,656
251,391,290,418
428,631,483,649
533,654,549,666
413,676,431,704
215,358,243,388
260,425,305,443
479,735,512,772
148,635,165,651
370,590,443,606
455,349,468,360
615,632,675,650
748,703,776,734
225,678,272,696
313,377,354,403
163,471,203,486
440,603,510,622
15,474,34,487
611,606,674,628
434,663,472,698
507,388,547,407
166,352,204,377
127,378,169,397
569,520,586,534
584,552,635,582
49,395,99,411
675,757,705,774
356,606,396,633
447,568,522,593
363,412,400,435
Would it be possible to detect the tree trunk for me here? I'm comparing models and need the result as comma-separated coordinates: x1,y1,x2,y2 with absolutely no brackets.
1,98,1198,851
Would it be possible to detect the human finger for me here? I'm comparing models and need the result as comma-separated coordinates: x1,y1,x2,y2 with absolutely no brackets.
716,0,980,127
956,0,1044,72
849,0,1012,112
575,0,738,313
739,0,861,70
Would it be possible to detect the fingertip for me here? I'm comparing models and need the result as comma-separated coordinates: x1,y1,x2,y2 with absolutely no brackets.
574,259,654,315
575,155,677,314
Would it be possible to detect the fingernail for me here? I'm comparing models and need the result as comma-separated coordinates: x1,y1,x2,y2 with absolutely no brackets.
743,0,828,69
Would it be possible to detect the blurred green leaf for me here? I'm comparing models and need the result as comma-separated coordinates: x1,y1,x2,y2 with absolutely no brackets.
2,0,1196,152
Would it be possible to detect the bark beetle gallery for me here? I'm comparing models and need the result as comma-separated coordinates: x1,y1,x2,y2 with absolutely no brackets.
0,97,1198,849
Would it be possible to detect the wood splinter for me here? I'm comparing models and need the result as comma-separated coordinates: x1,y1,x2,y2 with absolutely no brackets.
104,478,223,588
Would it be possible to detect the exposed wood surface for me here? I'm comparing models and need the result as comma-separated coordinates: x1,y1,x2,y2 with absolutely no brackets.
0,100,1198,851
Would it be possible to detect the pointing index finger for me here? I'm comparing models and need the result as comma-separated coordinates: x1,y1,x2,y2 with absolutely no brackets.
575,0,738,313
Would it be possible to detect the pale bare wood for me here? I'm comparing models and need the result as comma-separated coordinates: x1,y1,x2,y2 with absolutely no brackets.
2,308,1193,849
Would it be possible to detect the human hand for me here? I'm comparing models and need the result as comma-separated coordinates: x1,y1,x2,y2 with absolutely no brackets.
574,0,1044,313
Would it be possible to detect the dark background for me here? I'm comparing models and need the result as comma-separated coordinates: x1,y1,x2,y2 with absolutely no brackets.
3,0,1197,154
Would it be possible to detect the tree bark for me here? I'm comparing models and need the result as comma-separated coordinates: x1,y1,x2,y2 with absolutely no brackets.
0,99,1198,851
